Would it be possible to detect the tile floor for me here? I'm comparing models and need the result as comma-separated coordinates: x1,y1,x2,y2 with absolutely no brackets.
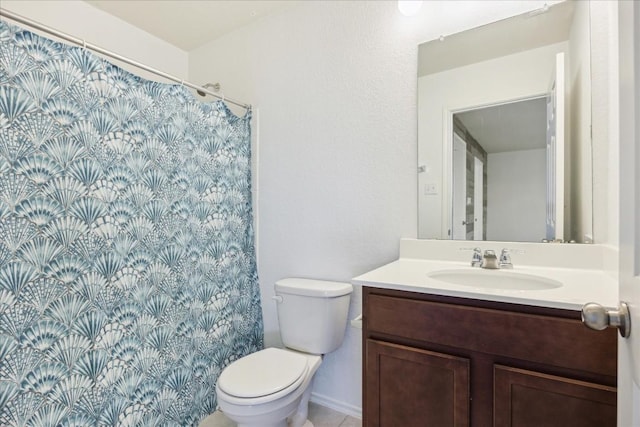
199,402,361,427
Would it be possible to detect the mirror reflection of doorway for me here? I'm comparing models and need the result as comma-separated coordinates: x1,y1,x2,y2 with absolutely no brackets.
473,156,484,240
449,52,565,242
452,95,549,241
451,131,486,241
452,133,467,239
545,52,565,241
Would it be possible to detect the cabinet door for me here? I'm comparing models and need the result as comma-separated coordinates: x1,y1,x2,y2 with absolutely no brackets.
494,365,616,427
365,339,470,427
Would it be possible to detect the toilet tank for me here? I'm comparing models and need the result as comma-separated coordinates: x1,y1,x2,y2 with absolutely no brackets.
275,278,353,355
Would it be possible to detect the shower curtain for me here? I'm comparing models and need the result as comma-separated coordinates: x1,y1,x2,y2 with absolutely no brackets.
0,21,263,426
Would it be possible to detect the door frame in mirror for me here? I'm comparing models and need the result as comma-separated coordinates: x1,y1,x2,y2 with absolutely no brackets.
442,94,549,241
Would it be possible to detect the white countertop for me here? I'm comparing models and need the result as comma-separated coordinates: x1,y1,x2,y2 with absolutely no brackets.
352,258,619,311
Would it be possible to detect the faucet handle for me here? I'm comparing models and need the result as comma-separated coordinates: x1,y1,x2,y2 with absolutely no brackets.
499,249,513,269
471,247,482,267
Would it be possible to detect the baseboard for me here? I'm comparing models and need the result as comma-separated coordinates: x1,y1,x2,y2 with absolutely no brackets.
310,392,362,420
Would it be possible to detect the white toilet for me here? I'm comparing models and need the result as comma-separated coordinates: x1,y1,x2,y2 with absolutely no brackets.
215,278,353,427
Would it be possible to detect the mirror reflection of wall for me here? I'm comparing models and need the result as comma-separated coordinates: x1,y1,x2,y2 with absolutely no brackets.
417,0,593,243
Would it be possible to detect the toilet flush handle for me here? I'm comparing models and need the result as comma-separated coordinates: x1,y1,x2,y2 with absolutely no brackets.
272,295,283,303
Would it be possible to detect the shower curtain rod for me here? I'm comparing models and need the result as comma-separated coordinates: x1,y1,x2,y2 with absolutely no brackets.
0,8,251,111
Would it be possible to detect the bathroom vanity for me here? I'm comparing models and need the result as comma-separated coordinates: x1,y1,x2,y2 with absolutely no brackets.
361,287,616,427
354,240,619,427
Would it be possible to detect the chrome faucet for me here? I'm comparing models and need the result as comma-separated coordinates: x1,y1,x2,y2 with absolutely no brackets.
471,248,513,269
471,248,482,267
481,250,499,269
499,249,513,269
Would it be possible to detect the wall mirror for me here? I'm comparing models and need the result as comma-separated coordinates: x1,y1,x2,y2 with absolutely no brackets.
417,0,593,243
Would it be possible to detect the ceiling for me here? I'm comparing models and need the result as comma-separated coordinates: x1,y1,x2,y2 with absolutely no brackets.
455,97,548,154
86,0,293,51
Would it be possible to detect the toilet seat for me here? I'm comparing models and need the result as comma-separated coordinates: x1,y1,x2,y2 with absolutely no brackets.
217,348,309,404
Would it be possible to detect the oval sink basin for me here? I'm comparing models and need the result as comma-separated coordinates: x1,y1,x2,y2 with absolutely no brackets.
427,269,562,291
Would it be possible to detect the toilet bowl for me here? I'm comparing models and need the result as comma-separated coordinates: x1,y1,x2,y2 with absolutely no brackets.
215,278,353,427
216,348,321,427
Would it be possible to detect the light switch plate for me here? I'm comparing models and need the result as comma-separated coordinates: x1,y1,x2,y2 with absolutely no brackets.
424,182,438,195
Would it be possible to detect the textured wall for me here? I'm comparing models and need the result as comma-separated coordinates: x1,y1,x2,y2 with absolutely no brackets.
567,0,593,243
0,22,262,426
188,0,554,415
590,0,619,247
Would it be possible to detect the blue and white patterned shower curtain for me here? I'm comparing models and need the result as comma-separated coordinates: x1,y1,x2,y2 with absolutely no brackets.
0,21,263,426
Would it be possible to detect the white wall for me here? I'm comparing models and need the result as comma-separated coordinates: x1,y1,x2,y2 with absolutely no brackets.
486,149,546,242
1,1,188,80
590,0,619,248
188,0,557,416
418,42,568,239
568,0,593,243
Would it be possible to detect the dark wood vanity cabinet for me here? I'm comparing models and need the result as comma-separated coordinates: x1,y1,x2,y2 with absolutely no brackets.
362,287,617,427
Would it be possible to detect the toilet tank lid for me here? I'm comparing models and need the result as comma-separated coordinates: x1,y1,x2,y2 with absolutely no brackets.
275,278,353,297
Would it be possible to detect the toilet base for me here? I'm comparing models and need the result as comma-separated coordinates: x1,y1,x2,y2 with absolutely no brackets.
236,420,312,427
286,377,314,427
237,422,285,427
235,419,313,427
222,377,315,427
216,350,322,427
218,375,316,427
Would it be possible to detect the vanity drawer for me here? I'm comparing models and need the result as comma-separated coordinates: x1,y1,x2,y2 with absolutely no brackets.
365,292,616,377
